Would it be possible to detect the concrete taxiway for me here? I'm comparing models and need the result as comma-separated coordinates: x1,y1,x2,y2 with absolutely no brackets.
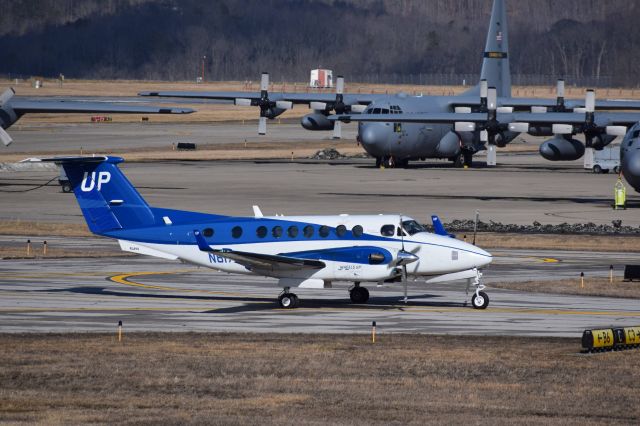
1,238,638,335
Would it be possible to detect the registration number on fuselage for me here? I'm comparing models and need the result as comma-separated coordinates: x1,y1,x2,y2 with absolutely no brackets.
208,253,233,264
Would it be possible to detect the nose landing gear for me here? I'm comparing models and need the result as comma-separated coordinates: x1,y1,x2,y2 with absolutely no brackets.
466,269,489,309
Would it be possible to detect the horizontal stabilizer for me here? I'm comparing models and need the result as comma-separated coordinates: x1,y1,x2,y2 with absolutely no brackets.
118,240,178,260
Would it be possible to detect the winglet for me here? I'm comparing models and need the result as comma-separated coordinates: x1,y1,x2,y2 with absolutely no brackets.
432,215,455,238
194,230,214,252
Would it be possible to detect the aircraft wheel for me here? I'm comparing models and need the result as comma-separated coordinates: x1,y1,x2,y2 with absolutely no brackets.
278,292,298,309
375,157,382,168
350,286,370,304
463,150,474,167
452,153,464,168
593,165,602,174
61,182,72,193
471,291,489,309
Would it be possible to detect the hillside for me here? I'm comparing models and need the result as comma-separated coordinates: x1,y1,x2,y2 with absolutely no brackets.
1,0,638,86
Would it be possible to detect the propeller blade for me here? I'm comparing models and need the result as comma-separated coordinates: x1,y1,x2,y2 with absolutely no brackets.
332,120,342,139
480,130,489,143
0,127,13,146
402,264,408,304
606,126,628,136
455,122,476,132
556,79,565,98
552,124,573,134
531,106,547,114
508,122,530,133
487,87,497,112
258,116,267,135
260,72,269,92
275,100,293,110
336,75,344,94
235,98,252,106
0,88,15,106
454,107,472,114
585,90,595,113
350,105,367,113
497,107,513,113
573,107,587,113
310,101,327,110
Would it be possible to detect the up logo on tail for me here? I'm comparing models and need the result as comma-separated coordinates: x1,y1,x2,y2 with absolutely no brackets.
80,171,111,192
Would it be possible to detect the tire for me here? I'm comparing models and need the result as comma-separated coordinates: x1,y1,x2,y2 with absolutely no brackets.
375,157,382,168
61,182,72,193
463,151,473,168
452,153,464,168
350,286,370,304
278,293,297,309
471,291,489,309
593,165,602,174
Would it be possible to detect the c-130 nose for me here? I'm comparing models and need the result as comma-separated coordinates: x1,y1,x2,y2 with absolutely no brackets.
359,123,388,155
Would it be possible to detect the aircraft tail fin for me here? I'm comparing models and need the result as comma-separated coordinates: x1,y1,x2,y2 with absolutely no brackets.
465,0,511,98
431,215,455,238
42,156,155,234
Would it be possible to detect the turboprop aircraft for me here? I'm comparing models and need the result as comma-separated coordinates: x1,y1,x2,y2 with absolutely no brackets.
44,156,493,309
138,0,640,168
0,88,194,146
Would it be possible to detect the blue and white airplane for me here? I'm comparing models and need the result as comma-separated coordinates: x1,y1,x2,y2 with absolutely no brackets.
45,156,493,309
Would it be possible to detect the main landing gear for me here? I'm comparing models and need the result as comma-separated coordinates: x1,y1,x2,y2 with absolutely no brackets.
278,287,299,309
349,282,370,304
375,156,409,169
452,150,474,168
466,268,489,309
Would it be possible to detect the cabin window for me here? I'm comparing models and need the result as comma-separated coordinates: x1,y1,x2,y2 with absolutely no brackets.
336,225,347,237
256,226,267,238
272,226,283,238
319,225,330,238
380,224,395,236
232,226,243,239
352,225,363,238
303,225,314,238
369,252,386,265
203,228,214,237
288,226,299,238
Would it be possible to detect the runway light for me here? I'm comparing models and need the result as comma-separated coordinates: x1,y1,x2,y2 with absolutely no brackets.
610,265,614,284
580,272,585,289
26,239,31,256
372,321,376,343
43,240,47,256
118,320,123,343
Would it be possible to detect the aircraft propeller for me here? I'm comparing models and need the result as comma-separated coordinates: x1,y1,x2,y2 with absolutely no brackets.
0,88,16,146
395,217,419,304
309,76,366,139
235,72,293,135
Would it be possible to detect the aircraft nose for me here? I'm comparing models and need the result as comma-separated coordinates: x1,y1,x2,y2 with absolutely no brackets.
359,124,388,154
622,151,640,191
473,247,493,268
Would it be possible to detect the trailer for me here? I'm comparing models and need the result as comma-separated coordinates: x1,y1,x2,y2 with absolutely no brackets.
309,69,333,88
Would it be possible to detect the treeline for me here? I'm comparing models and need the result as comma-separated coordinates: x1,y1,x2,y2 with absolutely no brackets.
1,0,639,87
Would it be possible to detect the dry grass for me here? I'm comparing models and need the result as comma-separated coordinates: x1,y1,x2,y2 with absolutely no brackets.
491,277,640,299
471,232,640,253
0,333,638,424
0,247,129,259
0,220,91,237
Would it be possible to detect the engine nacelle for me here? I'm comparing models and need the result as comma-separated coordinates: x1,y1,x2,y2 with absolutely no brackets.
435,131,462,158
264,107,287,120
493,130,518,148
590,134,616,150
539,135,585,161
0,105,18,130
301,113,334,131
622,151,640,193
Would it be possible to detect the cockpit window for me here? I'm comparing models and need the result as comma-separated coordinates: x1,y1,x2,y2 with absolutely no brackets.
373,108,381,114
402,220,427,236
381,108,390,114
633,130,640,139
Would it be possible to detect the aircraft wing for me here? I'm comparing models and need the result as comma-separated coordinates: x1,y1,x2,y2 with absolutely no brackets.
449,97,640,112
138,90,379,106
9,99,195,115
330,111,640,127
194,231,325,271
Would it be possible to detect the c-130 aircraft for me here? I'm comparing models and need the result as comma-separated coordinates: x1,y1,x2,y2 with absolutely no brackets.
139,0,640,169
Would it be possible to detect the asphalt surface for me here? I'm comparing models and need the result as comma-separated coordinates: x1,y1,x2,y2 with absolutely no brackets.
1,234,638,336
1,121,639,336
